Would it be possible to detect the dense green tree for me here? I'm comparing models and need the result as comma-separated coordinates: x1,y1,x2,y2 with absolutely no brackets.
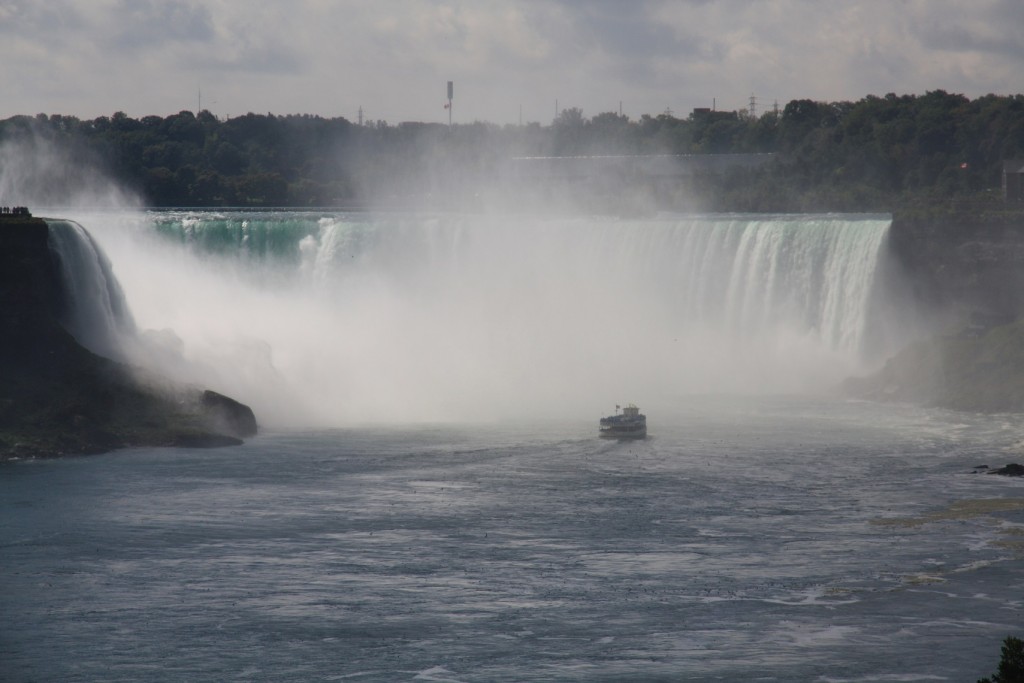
552,107,587,156
210,141,246,175
3,92,1024,210
978,636,1024,683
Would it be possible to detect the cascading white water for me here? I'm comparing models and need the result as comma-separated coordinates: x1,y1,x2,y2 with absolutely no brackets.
45,219,136,362
73,211,893,427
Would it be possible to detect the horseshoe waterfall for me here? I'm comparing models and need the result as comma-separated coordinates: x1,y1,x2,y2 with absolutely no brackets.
83,211,896,426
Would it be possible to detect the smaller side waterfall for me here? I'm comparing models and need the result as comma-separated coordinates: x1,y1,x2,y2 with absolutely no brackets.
46,220,136,361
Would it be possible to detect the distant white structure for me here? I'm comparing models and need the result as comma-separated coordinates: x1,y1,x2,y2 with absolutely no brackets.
446,81,453,128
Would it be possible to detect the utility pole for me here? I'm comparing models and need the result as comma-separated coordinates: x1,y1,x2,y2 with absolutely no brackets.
358,106,363,126
749,93,757,118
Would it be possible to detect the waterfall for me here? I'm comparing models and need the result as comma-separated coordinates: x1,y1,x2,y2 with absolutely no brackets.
46,219,136,361
76,211,894,425
298,213,890,358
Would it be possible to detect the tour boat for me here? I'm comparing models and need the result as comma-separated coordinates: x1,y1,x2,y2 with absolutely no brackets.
599,404,647,439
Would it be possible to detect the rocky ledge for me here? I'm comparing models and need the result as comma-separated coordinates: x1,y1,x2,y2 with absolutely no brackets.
973,464,1024,477
0,215,257,460
843,318,1024,413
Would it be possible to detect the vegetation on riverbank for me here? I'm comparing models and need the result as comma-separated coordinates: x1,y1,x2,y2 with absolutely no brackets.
1,90,1022,211
978,636,1024,683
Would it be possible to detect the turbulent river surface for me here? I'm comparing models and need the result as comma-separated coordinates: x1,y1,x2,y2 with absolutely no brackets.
3,396,1023,682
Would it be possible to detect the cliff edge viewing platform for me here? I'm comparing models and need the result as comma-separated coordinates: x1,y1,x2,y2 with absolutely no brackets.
0,206,35,223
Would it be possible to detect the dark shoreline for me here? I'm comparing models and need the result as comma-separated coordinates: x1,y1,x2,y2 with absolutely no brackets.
0,215,256,461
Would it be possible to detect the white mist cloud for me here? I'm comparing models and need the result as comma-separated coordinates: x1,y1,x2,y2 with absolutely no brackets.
74,212,893,429
0,127,140,209
0,1,1020,123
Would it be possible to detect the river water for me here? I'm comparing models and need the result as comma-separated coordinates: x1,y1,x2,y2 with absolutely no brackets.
3,395,1022,682
4,210,1022,680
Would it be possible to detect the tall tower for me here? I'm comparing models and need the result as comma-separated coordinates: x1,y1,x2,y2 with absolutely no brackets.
748,94,757,118
447,81,453,129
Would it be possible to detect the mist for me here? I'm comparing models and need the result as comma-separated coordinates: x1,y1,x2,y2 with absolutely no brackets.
64,210,899,429
0,123,141,210
0,126,908,428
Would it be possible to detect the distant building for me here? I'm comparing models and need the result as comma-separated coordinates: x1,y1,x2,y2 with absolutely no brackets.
1004,160,1024,202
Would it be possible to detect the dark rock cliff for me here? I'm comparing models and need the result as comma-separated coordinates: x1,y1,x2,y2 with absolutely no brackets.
0,216,257,459
847,204,1024,412
888,204,1024,327
843,319,1024,412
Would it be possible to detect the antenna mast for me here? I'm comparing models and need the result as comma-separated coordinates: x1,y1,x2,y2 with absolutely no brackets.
447,81,453,129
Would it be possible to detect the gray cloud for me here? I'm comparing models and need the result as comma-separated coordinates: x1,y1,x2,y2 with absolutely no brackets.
0,0,85,36
0,0,1021,123
107,0,216,49
913,0,1024,59
558,1,689,59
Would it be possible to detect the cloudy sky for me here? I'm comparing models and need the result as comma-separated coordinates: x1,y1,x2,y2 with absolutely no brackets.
1,0,1022,125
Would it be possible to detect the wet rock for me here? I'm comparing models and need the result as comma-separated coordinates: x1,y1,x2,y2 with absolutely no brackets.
201,390,258,438
989,463,1024,477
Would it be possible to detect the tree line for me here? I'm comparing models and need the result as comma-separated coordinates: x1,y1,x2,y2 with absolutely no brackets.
1,90,1023,211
